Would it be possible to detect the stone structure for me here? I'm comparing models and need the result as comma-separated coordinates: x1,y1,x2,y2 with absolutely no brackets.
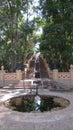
0,66,22,81
48,64,73,87
0,58,73,88
50,65,73,80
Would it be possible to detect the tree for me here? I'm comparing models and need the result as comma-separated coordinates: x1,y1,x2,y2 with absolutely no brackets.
0,0,35,71
40,0,73,71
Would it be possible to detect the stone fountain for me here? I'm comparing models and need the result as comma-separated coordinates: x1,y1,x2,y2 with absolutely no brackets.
35,53,40,78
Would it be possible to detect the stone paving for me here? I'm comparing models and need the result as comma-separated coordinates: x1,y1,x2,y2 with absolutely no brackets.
0,87,73,130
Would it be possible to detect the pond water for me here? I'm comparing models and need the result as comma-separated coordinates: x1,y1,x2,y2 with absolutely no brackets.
5,95,70,112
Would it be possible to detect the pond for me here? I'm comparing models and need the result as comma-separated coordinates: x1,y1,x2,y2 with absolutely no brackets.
5,95,70,112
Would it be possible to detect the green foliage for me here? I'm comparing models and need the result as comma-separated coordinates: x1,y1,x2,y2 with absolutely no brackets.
0,0,35,71
0,0,73,72
40,0,73,71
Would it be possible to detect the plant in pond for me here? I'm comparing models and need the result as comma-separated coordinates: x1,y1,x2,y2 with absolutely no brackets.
22,97,36,112
10,96,36,112
40,97,52,111
40,96,61,112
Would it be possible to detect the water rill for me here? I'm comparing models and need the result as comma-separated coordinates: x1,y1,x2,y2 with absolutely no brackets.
35,95,41,112
35,53,40,78
34,80,42,112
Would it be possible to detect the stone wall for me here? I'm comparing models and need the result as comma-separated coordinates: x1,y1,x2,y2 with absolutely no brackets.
52,65,73,80
48,64,73,87
0,66,22,82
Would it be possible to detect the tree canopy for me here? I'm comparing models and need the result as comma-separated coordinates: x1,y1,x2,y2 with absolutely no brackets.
40,0,73,71
0,0,36,71
0,0,73,72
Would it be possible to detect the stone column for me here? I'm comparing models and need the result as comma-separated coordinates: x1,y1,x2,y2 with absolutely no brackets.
16,70,22,80
53,69,58,80
70,64,73,79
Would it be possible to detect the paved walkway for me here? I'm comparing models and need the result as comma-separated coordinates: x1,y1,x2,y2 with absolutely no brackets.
0,88,73,130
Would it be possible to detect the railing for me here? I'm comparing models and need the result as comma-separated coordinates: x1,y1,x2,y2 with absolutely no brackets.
58,72,70,79
48,64,73,81
4,73,17,80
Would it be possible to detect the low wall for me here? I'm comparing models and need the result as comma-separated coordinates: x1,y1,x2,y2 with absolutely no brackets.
57,79,73,88
0,66,23,87
4,73,17,80
58,72,70,79
48,65,73,87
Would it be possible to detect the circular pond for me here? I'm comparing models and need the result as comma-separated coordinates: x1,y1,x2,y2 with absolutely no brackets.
5,95,70,112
